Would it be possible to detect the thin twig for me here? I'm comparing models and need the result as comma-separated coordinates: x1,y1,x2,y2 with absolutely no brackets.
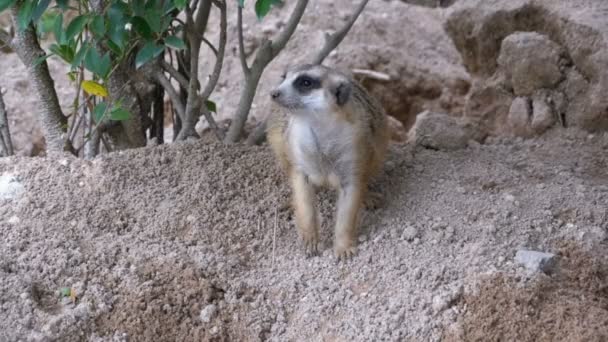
154,67,186,121
201,36,218,57
237,4,249,75
269,0,308,59
312,0,370,65
201,108,224,140
352,68,391,82
161,60,189,90
199,0,227,102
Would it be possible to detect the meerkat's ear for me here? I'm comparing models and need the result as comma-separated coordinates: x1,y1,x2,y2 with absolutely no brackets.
332,79,351,106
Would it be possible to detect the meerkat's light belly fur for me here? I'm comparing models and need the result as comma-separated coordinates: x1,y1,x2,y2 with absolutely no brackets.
288,115,356,188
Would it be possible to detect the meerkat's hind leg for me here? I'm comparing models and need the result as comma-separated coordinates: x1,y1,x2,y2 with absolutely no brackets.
334,181,364,260
291,171,321,256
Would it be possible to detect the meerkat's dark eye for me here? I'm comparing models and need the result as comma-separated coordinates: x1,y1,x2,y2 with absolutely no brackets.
293,75,319,92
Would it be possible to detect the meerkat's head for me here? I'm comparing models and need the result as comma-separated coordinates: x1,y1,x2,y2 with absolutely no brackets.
270,64,352,114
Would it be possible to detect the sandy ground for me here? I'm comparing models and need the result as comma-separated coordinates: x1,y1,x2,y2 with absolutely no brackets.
1,128,607,341
1,0,608,340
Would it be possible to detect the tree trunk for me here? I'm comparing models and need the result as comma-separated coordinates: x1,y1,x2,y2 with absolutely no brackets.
0,90,14,156
10,11,68,154
106,64,147,149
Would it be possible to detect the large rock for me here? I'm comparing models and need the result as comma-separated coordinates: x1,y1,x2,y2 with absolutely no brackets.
497,32,565,96
408,111,484,150
445,0,608,134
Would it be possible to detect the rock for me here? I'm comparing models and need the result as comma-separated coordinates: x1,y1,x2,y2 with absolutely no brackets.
507,94,556,137
200,304,218,323
530,94,556,133
515,250,556,273
446,0,608,133
387,115,408,142
497,32,565,96
0,173,24,200
508,97,532,137
408,111,484,150
402,226,419,241
464,79,513,135
431,285,463,314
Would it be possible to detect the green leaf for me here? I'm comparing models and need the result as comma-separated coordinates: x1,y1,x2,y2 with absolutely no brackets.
174,0,187,10
17,0,35,30
71,42,88,68
107,2,127,47
132,0,146,17
105,39,122,56
237,0,244,7
31,0,51,23
90,15,105,37
109,25,126,49
0,0,17,13
49,43,74,63
55,0,69,11
135,41,164,69
65,14,87,42
205,100,217,113
131,16,152,39
32,53,52,67
98,52,111,79
53,12,64,44
37,10,59,35
110,106,130,121
144,8,161,32
254,0,281,20
93,101,108,123
164,35,185,50
84,46,103,76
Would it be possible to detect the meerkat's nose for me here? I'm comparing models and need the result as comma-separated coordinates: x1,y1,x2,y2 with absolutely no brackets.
271,90,281,99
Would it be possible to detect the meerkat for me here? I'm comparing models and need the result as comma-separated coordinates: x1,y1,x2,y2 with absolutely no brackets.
266,64,389,260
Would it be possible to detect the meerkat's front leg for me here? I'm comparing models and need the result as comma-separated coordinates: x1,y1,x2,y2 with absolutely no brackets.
290,170,320,256
334,180,364,260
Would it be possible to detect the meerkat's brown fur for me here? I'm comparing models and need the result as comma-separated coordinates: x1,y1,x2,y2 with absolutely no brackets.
267,64,389,260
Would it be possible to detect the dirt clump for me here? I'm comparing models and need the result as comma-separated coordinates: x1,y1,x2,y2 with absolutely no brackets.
443,242,608,342
446,0,608,134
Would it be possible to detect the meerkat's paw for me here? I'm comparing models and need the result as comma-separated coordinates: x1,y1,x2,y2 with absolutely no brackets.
300,231,320,257
334,241,357,261
364,190,383,210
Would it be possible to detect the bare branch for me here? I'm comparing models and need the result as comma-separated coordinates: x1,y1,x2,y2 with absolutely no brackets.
201,108,224,140
200,0,226,102
245,119,267,146
202,36,218,57
0,89,14,156
161,60,189,90
237,5,249,74
178,0,213,140
225,0,309,143
154,68,186,121
312,0,369,65
269,0,308,59
352,68,391,82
